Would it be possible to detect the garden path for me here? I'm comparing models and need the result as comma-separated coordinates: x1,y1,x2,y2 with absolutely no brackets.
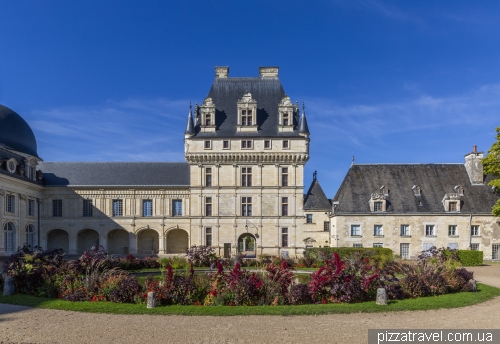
1,264,499,344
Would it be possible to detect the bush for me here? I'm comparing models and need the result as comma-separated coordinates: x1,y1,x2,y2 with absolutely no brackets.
100,274,143,303
458,250,483,266
186,245,216,267
288,283,312,305
305,247,393,269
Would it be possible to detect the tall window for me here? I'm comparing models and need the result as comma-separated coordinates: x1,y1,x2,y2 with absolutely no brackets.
281,167,288,186
448,225,457,236
172,199,182,216
283,113,289,126
205,113,212,126
4,222,15,253
26,224,34,247
205,167,212,187
206,227,212,246
52,200,62,217
374,201,383,212
374,225,383,236
351,224,361,236
5,194,14,213
83,199,93,217
242,110,252,125
205,197,212,216
28,199,35,216
306,214,313,223
241,197,252,216
143,200,153,217
241,140,252,149
28,166,35,180
492,244,500,260
324,221,330,232
425,225,435,236
112,200,123,217
241,167,252,186
470,243,479,251
400,224,409,236
400,243,410,259
282,227,288,247
281,197,288,216
471,225,480,236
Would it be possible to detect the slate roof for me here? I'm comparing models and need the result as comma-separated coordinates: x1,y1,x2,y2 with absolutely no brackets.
0,104,39,157
38,162,190,187
304,179,332,210
193,77,300,137
333,164,499,214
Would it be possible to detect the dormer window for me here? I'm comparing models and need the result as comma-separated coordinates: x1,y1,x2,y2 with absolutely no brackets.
236,92,258,132
412,185,421,196
200,97,216,132
374,201,383,212
205,113,212,126
454,185,464,196
370,190,387,212
278,95,296,133
449,201,457,212
242,110,252,125
283,113,289,126
443,192,462,212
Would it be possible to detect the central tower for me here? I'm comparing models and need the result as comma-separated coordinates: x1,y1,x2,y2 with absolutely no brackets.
184,66,310,258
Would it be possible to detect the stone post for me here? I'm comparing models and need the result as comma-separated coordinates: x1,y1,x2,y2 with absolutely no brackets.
469,279,477,292
376,288,387,305
3,276,15,296
147,291,156,308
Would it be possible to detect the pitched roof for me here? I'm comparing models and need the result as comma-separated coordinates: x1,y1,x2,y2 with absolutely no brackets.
304,178,332,210
193,77,300,138
38,162,190,187
333,164,499,214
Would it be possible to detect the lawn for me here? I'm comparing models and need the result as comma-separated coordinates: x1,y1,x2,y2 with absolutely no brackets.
1,283,499,316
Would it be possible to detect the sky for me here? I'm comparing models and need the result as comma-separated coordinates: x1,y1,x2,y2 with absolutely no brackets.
1,0,499,197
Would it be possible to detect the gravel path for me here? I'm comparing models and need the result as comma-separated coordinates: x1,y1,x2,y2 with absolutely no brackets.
1,264,499,344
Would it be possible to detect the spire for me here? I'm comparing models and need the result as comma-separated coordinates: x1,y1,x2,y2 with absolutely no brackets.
298,102,310,135
184,102,195,136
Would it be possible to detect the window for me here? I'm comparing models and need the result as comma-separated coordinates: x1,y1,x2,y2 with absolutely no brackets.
28,199,35,216
28,166,35,180
470,243,479,251
241,140,252,149
447,242,458,250
241,110,252,126
264,140,271,149
241,197,252,216
282,113,289,126
471,225,480,236
448,201,457,212
205,167,212,187
205,227,212,246
205,197,212,216
282,140,289,149
83,199,93,217
425,224,435,236
324,221,330,232
400,224,410,236
143,200,153,217
353,243,363,248
282,227,288,247
3,222,15,252
223,140,229,149
112,200,123,217
492,244,500,260
400,243,410,259
52,200,62,217
351,224,361,236
172,199,182,216
374,225,383,236
281,197,288,216
204,140,211,149
374,201,383,212
205,113,212,126
448,225,457,236
26,224,34,247
281,167,288,186
241,167,252,186
5,194,15,213
373,243,383,248
423,243,434,252
306,214,313,223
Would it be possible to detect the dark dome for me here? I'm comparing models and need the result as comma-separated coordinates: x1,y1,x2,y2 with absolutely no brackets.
0,104,39,157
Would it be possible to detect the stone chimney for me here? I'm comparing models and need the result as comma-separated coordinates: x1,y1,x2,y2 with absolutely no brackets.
215,66,229,78
464,145,484,184
259,66,279,78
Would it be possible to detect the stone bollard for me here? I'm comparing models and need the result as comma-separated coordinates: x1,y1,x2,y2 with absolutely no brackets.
376,288,387,305
469,279,477,292
3,276,15,296
147,291,156,308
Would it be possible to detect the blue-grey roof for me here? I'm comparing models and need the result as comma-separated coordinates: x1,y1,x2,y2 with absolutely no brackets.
304,179,332,210
0,104,39,157
333,164,499,214
38,162,190,187
193,77,300,137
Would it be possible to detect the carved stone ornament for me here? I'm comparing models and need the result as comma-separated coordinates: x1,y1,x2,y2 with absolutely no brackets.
371,192,387,200
36,170,43,181
444,193,461,200
279,95,293,107
239,92,256,103
303,237,316,244
6,158,17,173
202,97,214,107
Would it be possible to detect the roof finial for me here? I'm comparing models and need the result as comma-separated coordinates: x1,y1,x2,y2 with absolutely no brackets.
190,101,192,110
351,156,355,166
313,170,317,180
302,102,305,112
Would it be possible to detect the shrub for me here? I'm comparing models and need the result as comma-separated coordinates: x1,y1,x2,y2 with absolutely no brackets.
288,283,312,305
162,256,190,270
260,261,295,305
186,245,216,267
305,247,393,269
458,250,483,266
100,274,143,303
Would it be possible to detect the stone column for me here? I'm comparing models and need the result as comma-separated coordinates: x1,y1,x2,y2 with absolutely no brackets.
129,232,137,255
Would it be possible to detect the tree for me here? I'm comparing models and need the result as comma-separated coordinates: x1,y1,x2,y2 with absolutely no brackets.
482,127,500,216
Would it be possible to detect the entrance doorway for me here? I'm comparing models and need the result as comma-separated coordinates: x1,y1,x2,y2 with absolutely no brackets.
237,233,256,258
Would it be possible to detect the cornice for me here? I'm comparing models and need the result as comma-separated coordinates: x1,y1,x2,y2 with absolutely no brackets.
185,152,309,164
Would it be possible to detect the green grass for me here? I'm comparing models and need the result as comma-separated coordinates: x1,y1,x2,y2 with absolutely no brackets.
1,283,499,316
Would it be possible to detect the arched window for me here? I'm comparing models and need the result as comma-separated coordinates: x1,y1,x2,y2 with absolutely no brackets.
26,224,34,247
4,222,15,252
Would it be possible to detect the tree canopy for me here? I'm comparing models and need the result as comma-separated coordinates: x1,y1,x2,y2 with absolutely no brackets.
482,127,500,216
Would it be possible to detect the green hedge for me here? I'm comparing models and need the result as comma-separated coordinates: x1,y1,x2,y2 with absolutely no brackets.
457,250,483,266
305,247,393,261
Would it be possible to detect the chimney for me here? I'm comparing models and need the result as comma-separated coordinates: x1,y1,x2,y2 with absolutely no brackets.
259,66,279,78
464,145,484,184
215,66,229,78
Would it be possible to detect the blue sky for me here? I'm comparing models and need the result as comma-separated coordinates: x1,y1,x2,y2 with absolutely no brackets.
1,1,499,197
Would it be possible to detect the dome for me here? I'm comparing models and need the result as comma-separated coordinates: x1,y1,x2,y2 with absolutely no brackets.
0,104,39,157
